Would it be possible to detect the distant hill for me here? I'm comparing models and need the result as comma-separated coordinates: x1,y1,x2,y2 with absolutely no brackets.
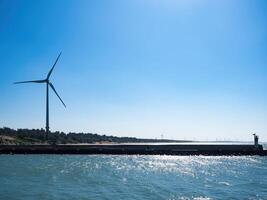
0,127,187,145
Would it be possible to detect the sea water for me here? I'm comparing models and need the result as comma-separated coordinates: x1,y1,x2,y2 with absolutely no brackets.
0,154,267,200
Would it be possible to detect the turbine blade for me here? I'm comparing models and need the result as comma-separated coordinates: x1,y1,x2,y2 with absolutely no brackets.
49,82,66,108
47,52,62,79
14,79,46,84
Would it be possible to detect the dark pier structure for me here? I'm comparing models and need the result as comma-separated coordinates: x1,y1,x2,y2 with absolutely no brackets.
0,135,266,156
0,143,266,156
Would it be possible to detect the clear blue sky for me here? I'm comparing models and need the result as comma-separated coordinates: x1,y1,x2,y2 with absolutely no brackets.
0,0,266,141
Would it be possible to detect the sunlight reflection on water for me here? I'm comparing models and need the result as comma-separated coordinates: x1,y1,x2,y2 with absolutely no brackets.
0,155,266,199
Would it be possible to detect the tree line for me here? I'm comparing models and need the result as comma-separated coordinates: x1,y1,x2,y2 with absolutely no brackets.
0,127,180,145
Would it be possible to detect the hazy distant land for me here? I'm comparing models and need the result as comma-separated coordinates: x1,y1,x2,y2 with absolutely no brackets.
0,127,186,145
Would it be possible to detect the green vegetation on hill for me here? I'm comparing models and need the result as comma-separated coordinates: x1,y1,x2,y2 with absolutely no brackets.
0,127,184,145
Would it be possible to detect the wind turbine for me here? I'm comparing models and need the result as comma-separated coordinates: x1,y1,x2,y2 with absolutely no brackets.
14,52,66,138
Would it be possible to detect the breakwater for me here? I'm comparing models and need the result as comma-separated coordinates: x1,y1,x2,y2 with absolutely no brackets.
0,143,266,155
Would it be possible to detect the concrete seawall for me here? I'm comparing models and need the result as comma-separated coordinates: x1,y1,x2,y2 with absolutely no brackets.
0,143,266,156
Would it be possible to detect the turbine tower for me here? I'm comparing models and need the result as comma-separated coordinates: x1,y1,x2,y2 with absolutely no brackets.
14,53,66,138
